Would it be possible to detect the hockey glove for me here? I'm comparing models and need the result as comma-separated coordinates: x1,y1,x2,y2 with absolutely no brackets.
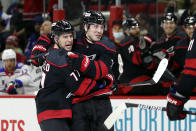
30,52,48,67
6,80,23,94
166,92,189,120
67,52,90,72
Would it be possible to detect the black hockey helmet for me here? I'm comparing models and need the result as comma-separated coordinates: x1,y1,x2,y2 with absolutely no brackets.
122,17,139,30
51,20,74,37
184,16,196,27
162,12,177,23
82,10,105,25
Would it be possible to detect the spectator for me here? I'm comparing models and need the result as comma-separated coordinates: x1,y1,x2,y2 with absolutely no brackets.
0,19,10,52
0,49,41,95
135,13,156,40
6,0,24,15
25,16,43,61
40,20,52,35
0,2,12,30
9,2,24,35
111,20,124,48
9,2,26,50
5,34,26,63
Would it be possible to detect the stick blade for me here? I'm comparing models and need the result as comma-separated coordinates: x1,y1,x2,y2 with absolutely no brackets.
104,103,127,130
152,58,168,83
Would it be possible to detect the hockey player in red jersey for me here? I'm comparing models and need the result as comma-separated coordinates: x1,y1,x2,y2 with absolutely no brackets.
166,28,196,120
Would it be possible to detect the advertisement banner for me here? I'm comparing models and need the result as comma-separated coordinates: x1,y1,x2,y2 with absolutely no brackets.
0,96,195,131
111,97,196,131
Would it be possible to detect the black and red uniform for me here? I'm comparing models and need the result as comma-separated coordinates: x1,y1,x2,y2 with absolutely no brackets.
71,30,116,131
166,29,196,121
169,35,190,77
116,35,157,95
151,31,186,88
176,31,196,97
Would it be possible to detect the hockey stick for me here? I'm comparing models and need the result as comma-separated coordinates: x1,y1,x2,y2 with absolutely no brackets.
117,58,168,88
104,102,196,130
163,69,179,83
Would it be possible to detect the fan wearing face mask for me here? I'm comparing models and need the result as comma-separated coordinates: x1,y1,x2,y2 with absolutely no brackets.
111,20,125,48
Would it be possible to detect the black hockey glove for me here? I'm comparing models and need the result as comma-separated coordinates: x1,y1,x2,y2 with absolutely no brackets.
30,52,48,67
166,92,189,120
67,52,90,73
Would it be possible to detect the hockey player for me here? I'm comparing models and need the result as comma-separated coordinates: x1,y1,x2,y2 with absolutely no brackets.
170,16,196,77
166,28,196,120
35,20,82,131
70,11,116,131
35,20,77,131
0,49,40,94
116,17,156,95
151,12,186,88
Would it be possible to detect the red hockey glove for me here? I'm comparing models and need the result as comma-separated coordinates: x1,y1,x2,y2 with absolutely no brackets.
166,93,189,120
6,80,23,94
67,52,90,72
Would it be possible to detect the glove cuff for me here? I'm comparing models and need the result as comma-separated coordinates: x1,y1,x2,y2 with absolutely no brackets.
167,93,189,106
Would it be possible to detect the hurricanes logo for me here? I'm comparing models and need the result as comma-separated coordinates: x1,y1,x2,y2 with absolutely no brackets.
87,54,96,60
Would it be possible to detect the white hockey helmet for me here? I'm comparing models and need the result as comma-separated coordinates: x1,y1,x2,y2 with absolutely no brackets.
2,49,16,61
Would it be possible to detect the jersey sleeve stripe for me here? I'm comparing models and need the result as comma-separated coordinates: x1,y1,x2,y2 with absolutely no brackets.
98,60,108,78
37,109,72,123
83,80,96,96
32,45,47,52
46,59,68,67
184,59,196,69
73,78,92,96
95,42,117,52
183,69,196,77
94,61,100,80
